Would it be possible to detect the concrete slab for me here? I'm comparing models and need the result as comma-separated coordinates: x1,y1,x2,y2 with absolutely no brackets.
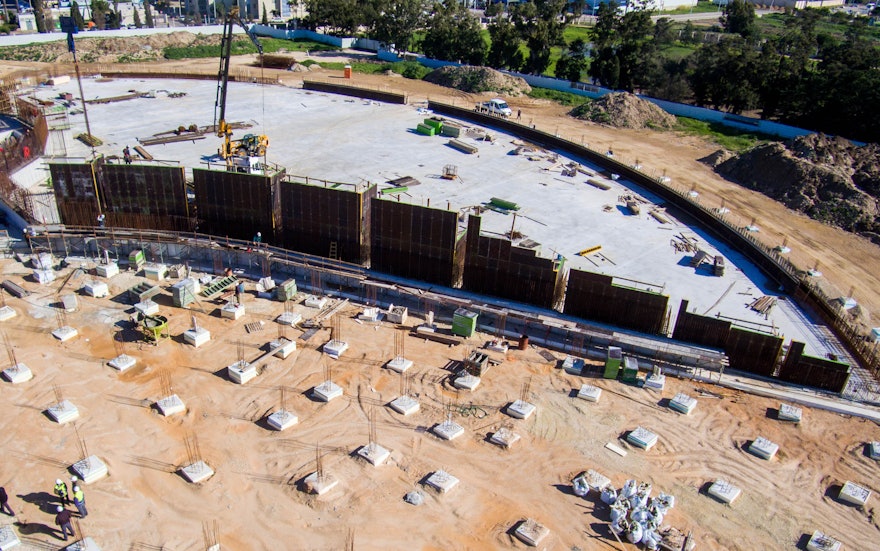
386,357,413,373
490,427,520,448
312,381,343,402
839,481,870,507
227,360,257,384
577,384,602,402
303,472,338,495
0,306,17,321
357,443,390,466
83,281,109,298
52,326,78,342
644,373,666,390
749,436,779,460
134,300,159,316
779,403,803,423
0,524,21,550
323,340,348,359
183,327,210,347
806,530,843,551
432,420,464,441
627,426,658,450
514,519,550,547
453,373,480,391
220,303,245,320
869,441,880,460
275,311,301,326
64,537,101,551
507,399,536,420
95,262,119,278
304,295,327,309
270,337,296,359
670,392,697,415
708,480,741,504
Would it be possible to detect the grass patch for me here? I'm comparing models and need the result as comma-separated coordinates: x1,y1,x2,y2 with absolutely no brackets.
660,0,722,15
163,37,338,60
528,88,591,107
674,116,772,152
307,60,390,74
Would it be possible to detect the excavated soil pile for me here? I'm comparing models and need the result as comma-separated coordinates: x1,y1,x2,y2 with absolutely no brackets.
717,134,880,233
423,65,531,96
0,31,222,63
570,92,676,129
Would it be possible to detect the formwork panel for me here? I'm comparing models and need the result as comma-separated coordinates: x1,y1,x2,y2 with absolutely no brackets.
563,268,668,335
672,299,731,349
462,215,562,309
49,161,100,226
778,341,851,393
100,164,189,231
371,200,460,287
726,327,783,377
279,178,374,264
193,168,281,243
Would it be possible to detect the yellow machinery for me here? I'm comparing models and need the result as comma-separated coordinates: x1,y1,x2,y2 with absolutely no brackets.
138,312,169,345
214,7,269,170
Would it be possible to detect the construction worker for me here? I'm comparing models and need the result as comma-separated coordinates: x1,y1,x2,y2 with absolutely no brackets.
0,486,13,516
253,231,262,246
72,485,87,518
55,505,74,541
235,281,245,306
53,478,69,505
123,146,132,164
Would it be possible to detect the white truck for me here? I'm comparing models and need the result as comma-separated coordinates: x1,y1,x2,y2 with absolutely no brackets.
475,98,513,118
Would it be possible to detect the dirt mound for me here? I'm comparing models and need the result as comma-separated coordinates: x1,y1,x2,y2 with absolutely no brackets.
0,32,223,64
698,149,735,168
716,134,880,232
423,65,531,96
570,92,676,129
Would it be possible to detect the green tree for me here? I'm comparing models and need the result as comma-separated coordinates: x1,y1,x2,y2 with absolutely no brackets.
484,1,503,18
133,7,142,28
305,0,371,35
721,0,757,40
681,20,702,45
688,37,762,113
653,17,674,47
509,0,570,75
144,1,154,28
421,0,486,65
486,15,524,71
554,38,588,82
90,0,110,30
262,5,269,24
371,0,426,54
588,2,655,91
32,0,49,32
71,1,87,30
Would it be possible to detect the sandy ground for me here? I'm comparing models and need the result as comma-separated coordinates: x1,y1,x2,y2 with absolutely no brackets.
2,53,878,330
0,258,877,550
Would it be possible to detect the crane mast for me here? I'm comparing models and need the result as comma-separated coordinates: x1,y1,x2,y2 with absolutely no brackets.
214,7,268,171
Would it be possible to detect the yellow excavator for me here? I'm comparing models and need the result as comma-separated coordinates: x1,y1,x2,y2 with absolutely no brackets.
214,7,269,170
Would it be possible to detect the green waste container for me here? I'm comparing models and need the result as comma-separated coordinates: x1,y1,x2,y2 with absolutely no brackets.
620,355,641,384
603,346,622,379
451,308,478,337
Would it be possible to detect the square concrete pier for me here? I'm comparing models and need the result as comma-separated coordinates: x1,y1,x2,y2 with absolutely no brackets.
357,443,391,466
312,381,343,402
52,326,78,342
183,327,210,347
0,524,21,550
303,472,338,495
432,420,464,441
83,281,109,298
143,263,168,281
96,262,119,278
155,394,185,416
577,384,602,402
778,403,803,423
708,480,741,504
0,306,16,321
670,392,697,414
71,455,109,484
180,460,214,484
453,373,480,391
267,409,298,431
304,295,327,309
839,481,871,506
323,340,348,359
134,300,159,316
47,400,79,424
507,400,536,419
644,373,666,390
514,519,550,547
2,363,32,384
227,361,257,384
270,337,297,359
627,426,658,450
386,357,413,373
807,530,842,551
64,536,101,551
389,395,420,415
490,427,520,448
749,436,779,460
426,470,459,493
221,303,245,320
869,441,880,460
275,312,302,326
108,354,136,372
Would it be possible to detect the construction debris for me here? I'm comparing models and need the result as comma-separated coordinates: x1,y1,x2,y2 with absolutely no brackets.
749,295,777,315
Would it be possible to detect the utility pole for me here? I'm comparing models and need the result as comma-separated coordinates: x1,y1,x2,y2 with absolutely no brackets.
60,16,95,150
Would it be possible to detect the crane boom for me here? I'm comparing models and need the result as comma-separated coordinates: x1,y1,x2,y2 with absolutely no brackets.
213,7,268,169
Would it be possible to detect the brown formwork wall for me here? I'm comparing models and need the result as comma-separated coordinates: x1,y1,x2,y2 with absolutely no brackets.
279,180,374,265
193,168,281,243
49,161,101,226
462,215,561,309
563,269,669,335
370,199,460,287
725,327,783,377
671,299,732,349
100,164,190,231
778,341,851,393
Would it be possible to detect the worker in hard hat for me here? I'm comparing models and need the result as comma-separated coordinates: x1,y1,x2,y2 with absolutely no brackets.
55,505,74,540
72,486,88,518
53,478,69,505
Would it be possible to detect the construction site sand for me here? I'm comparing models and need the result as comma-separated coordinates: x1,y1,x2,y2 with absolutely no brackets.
0,260,878,550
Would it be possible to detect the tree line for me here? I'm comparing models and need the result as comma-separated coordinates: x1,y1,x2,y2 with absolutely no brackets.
305,0,880,143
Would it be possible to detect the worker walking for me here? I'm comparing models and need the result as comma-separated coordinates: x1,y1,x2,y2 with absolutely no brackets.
72,485,87,518
123,146,132,164
235,281,245,306
0,486,13,516
53,478,69,505
55,505,74,541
